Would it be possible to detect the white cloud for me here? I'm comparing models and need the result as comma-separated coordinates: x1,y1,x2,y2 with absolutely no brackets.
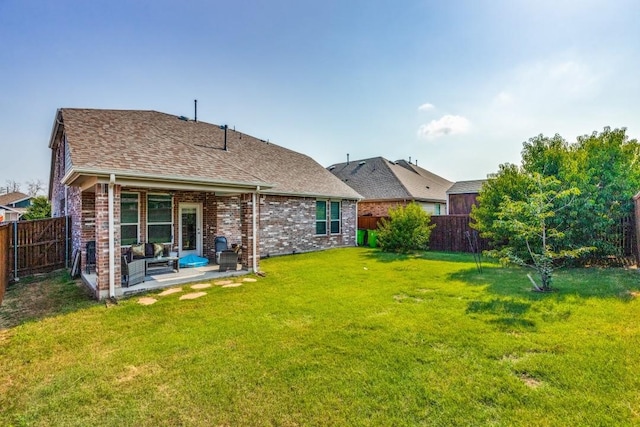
418,103,435,111
493,91,513,107
417,114,471,139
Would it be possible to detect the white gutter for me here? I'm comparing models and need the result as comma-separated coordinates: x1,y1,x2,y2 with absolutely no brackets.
108,174,116,298
252,187,259,272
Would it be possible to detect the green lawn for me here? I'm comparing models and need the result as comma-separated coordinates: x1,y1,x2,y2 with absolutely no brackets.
1,248,639,426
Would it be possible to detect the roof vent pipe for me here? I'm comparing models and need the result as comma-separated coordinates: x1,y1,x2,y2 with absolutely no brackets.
416,159,418,166
409,156,412,164
220,124,228,151
347,153,350,165
194,99,198,123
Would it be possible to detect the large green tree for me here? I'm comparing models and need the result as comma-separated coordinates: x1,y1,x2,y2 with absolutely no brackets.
565,127,640,255
22,196,51,220
472,127,640,261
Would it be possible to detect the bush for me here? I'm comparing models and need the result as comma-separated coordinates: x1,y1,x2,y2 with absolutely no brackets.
376,203,435,253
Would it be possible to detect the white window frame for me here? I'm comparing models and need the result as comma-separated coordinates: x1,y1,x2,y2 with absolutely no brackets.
315,200,342,236
147,193,174,244
120,192,140,246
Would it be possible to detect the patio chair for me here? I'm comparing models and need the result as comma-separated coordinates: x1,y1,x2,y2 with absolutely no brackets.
218,250,238,272
214,236,228,264
121,256,145,287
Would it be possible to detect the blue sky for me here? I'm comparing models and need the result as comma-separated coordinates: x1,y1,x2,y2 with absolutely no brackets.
2,0,640,191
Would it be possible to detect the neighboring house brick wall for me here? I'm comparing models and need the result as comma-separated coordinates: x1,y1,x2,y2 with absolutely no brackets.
359,200,409,217
258,195,356,257
359,200,443,217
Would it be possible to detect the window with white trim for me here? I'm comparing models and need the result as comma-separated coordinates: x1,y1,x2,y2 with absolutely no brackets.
316,200,341,235
147,194,173,243
120,193,139,246
330,201,340,234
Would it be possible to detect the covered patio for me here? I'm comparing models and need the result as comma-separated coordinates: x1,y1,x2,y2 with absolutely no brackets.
75,180,263,299
82,261,249,297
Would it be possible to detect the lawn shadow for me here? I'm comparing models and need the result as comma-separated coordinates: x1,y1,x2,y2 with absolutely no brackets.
466,297,537,331
0,271,97,329
448,264,640,302
364,249,480,264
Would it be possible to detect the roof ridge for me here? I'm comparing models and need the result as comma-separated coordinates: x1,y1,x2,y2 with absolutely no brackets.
384,160,413,199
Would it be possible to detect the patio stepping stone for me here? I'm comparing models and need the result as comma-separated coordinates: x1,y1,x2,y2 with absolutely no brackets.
158,288,183,296
242,278,257,283
138,297,157,305
222,283,243,288
214,280,234,286
180,292,207,300
191,283,212,290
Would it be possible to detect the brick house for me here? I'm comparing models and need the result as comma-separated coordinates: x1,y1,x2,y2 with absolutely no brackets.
445,180,486,215
327,156,452,217
48,108,361,299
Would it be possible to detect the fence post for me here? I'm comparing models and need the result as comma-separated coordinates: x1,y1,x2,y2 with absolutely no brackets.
13,220,18,281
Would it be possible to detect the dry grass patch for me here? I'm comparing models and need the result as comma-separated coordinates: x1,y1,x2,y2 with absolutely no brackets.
0,271,95,329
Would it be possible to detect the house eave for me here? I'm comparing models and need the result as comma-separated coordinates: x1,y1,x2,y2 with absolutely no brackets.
261,189,363,201
61,168,274,193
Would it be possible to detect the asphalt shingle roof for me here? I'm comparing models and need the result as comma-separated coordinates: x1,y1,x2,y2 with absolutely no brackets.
55,109,361,199
327,157,452,202
0,192,30,206
446,180,487,194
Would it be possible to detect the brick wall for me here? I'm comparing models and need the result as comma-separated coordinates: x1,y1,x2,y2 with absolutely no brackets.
240,193,257,268
258,195,356,257
359,200,409,217
216,196,242,248
94,184,121,297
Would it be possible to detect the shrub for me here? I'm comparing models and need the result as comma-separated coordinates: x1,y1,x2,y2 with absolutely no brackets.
376,203,435,253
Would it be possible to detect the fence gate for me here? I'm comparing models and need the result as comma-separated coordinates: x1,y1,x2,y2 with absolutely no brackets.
8,217,71,279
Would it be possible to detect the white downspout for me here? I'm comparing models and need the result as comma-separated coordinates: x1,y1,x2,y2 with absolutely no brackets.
355,200,358,246
253,187,259,272
108,174,116,298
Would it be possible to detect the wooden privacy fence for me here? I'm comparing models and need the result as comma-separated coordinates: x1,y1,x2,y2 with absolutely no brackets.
4,217,72,280
0,223,9,305
429,215,490,253
357,215,488,253
358,214,636,258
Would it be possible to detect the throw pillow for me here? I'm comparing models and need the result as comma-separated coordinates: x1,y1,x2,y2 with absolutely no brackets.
131,244,145,258
153,243,164,257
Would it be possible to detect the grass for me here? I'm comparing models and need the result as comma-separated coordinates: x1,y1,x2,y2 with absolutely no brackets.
1,248,639,426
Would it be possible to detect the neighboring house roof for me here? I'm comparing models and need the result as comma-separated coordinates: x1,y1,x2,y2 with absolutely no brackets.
327,157,452,203
0,191,31,207
49,108,361,200
446,180,487,195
